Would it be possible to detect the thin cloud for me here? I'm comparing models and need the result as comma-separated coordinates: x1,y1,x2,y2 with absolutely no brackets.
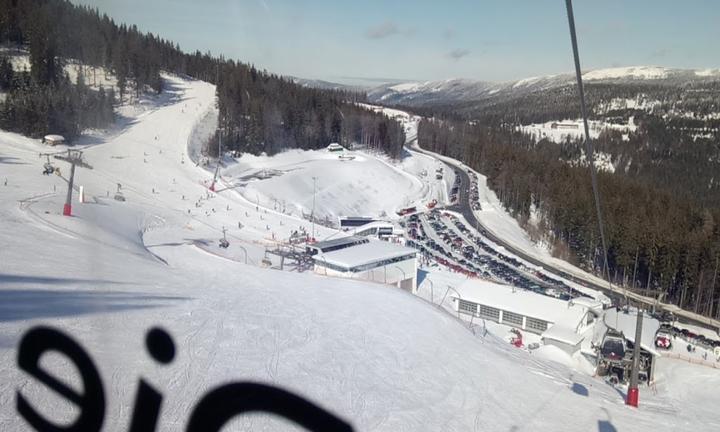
366,21,399,39
447,48,470,61
443,28,456,40
649,48,670,59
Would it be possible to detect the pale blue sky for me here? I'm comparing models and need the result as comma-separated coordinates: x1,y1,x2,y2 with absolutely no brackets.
72,0,720,83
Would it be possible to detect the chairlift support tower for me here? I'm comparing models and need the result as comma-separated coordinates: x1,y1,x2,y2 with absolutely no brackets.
54,150,93,216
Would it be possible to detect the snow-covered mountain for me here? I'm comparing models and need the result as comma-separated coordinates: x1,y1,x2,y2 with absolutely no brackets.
367,66,720,107
290,76,362,92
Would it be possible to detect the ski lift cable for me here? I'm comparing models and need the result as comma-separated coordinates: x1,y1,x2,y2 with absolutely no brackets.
564,0,613,291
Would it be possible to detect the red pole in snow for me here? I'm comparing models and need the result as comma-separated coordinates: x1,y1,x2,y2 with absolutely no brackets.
626,308,644,407
63,162,76,216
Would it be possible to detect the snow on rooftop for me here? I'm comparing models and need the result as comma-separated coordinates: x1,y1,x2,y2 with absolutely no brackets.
452,279,588,325
569,296,604,313
310,235,367,251
351,220,394,232
604,308,661,356
315,240,416,269
542,323,585,346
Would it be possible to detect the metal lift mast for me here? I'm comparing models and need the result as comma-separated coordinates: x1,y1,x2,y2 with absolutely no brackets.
53,150,93,216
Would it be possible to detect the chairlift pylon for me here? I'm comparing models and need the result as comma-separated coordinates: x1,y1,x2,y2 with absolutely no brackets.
261,250,272,267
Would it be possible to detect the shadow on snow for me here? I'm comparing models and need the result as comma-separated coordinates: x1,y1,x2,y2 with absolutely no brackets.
0,275,189,322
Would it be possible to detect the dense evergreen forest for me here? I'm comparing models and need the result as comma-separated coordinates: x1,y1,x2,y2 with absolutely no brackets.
418,118,720,317
405,80,720,127
0,0,404,156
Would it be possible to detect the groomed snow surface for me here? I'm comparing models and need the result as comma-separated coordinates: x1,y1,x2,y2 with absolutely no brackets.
1,75,720,431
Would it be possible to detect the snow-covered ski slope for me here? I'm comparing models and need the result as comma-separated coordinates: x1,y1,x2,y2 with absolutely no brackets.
2,75,720,431
222,146,451,223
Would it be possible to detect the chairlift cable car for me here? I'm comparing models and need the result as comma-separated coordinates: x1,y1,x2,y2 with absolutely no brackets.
40,154,56,175
219,226,230,248
114,183,126,202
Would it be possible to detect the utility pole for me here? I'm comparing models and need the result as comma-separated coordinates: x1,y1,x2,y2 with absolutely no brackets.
51,150,93,216
626,307,643,407
311,176,317,240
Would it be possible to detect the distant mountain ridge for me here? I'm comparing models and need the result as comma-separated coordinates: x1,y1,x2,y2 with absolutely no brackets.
366,66,720,107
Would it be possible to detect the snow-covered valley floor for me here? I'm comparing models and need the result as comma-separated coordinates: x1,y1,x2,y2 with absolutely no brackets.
1,75,719,431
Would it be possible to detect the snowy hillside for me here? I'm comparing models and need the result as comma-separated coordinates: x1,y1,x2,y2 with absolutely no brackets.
2,74,720,431
0,46,119,93
220,148,449,224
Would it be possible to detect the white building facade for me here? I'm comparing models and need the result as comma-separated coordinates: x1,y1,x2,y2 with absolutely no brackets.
451,280,598,355
313,241,417,291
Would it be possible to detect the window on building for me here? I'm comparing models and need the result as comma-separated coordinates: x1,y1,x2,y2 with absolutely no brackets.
526,317,548,332
478,304,500,321
503,311,523,326
458,299,477,315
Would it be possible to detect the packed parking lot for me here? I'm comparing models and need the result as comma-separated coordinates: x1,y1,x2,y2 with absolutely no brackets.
656,321,720,351
468,171,480,211
449,170,461,205
403,209,587,301
405,208,720,353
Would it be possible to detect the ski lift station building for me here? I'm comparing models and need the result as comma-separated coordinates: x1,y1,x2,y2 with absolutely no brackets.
43,134,65,146
310,236,417,291
594,308,661,382
451,279,602,355
326,142,344,152
338,217,396,239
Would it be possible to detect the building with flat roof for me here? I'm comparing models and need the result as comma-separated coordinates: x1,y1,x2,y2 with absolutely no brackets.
43,134,65,146
450,279,597,355
327,143,344,152
305,236,368,256
313,240,417,291
339,216,376,229
351,221,396,239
